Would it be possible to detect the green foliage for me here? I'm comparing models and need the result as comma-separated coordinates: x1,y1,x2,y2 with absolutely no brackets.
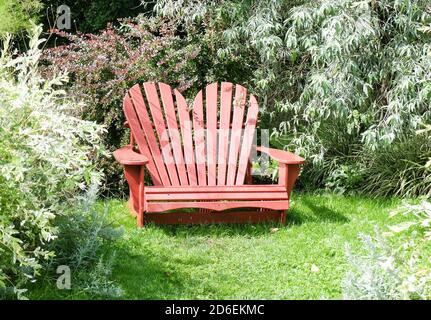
361,134,431,197
418,124,431,168
343,232,405,299
42,0,147,33
0,0,42,35
325,164,364,194
343,199,431,300
43,187,124,298
343,229,431,299
390,201,431,241
0,25,105,298
151,0,431,197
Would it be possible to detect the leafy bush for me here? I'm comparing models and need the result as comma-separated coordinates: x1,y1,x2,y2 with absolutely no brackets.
343,199,431,300
41,186,124,298
151,0,431,197
41,18,208,193
0,0,42,35
325,164,364,195
343,232,405,300
343,200,431,300
342,230,431,300
343,123,431,299
361,134,431,197
0,25,105,298
390,201,431,241
42,0,148,34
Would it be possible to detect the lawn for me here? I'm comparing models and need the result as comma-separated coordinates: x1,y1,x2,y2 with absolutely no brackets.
31,193,407,300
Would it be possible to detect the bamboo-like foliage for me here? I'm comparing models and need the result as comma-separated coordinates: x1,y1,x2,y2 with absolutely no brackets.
154,0,431,196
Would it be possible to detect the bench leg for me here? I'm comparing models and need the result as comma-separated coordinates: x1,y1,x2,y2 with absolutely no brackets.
124,165,145,227
279,210,286,225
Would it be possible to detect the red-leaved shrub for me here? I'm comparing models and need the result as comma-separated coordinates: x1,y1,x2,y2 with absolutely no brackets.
42,18,201,194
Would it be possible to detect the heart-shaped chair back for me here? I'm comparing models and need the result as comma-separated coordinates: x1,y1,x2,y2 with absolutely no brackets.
123,82,259,186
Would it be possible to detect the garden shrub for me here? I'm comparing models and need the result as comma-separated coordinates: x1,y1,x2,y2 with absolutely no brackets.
342,229,431,300
0,25,107,298
360,134,431,197
41,186,124,298
0,0,42,35
152,0,431,197
343,232,405,300
42,0,148,34
343,200,431,300
343,123,431,299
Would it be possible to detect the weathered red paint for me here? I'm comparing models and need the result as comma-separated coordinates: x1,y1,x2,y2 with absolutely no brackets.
114,82,305,227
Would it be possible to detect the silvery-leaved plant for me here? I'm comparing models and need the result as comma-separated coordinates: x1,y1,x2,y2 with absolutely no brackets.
343,230,431,300
152,0,431,196
0,24,105,298
389,201,431,240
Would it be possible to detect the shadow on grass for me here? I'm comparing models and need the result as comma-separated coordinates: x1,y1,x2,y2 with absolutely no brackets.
148,221,281,237
112,244,218,299
142,196,350,238
287,197,349,226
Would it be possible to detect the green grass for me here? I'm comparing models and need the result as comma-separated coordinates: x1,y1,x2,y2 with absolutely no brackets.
31,193,408,300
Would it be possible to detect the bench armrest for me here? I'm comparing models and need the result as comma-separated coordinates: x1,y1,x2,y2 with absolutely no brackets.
256,146,305,164
113,146,149,166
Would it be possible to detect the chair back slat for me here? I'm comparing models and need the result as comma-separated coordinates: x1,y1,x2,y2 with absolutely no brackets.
143,82,180,186
205,83,218,186
175,89,198,186
159,83,189,185
217,82,233,185
226,85,247,185
123,94,162,184
235,95,259,185
192,90,207,186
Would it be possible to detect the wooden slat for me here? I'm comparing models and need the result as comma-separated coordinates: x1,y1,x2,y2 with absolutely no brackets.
124,91,162,185
128,84,170,186
143,82,180,186
147,200,289,212
159,83,188,185
206,83,218,186
226,84,247,185
146,191,288,201
144,210,284,225
217,82,233,185
236,95,259,185
192,90,207,185
175,89,197,186
146,185,287,194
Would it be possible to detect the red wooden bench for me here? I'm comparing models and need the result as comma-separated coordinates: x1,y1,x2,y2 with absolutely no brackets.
114,82,305,227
